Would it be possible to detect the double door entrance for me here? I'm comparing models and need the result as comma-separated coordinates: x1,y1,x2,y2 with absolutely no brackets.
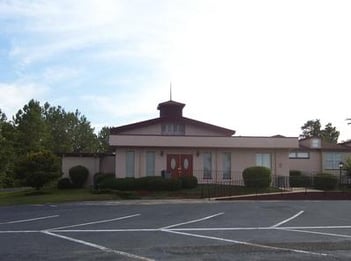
167,154,193,177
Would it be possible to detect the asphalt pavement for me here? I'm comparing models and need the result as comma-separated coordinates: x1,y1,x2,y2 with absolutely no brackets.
1,200,351,260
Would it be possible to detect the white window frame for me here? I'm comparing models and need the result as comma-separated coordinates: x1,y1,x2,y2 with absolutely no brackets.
222,152,231,179
289,151,310,159
256,153,271,169
146,151,155,176
325,152,342,170
311,138,321,148
161,123,185,135
126,151,135,177
203,152,212,179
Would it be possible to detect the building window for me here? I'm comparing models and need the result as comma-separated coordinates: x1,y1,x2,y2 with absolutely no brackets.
311,138,321,148
146,151,155,176
161,123,185,135
222,152,231,179
126,151,135,177
256,153,271,169
325,152,342,169
289,151,310,159
203,152,212,179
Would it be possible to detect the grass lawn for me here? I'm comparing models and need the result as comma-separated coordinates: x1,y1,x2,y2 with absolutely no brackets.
0,188,120,206
0,184,282,206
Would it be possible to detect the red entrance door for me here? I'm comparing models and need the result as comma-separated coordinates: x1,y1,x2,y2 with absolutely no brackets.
167,154,193,177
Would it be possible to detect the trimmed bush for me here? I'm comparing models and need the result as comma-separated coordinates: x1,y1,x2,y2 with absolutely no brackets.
289,170,302,177
180,175,198,189
289,171,312,187
97,176,183,191
289,175,312,187
69,165,89,188
99,177,137,191
93,172,115,189
137,176,182,191
242,166,272,188
313,173,338,190
57,177,73,189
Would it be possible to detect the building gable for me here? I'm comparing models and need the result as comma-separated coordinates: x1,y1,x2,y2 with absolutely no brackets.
110,100,235,137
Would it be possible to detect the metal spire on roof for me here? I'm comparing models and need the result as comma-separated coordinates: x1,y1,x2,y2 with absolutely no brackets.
170,81,172,101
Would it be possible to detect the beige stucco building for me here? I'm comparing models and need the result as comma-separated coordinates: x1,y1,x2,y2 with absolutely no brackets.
289,137,351,176
61,99,351,186
61,153,115,185
108,100,298,184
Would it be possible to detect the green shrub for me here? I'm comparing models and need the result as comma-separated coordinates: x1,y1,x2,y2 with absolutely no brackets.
57,177,73,189
313,173,338,190
289,170,312,188
242,166,272,188
97,176,183,191
289,170,312,187
180,175,198,189
93,172,115,189
16,150,61,190
99,177,137,191
289,175,312,187
289,170,302,177
345,157,351,176
0,172,15,188
163,178,183,191
137,176,182,191
69,165,89,188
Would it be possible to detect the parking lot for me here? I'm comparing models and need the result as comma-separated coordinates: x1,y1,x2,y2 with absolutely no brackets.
1,200,351,260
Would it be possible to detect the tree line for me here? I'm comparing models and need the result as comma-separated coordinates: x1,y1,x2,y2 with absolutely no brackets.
299,119,340,143
0,99,109,187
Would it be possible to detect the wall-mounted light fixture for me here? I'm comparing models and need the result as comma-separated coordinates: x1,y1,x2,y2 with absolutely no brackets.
160,151,164,156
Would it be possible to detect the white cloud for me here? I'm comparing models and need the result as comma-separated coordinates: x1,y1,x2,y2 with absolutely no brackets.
1,0,351,141
0,82,48,117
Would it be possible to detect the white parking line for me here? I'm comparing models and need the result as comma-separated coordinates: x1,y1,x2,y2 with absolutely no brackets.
42,231,155,261
161,212,224,229
50,228,160,233
162,229,328,257
1,210,349,258
0,215,59,224
271,211,304,228
0,230,39,233
48,214,140,230
281,228,351,239
281,225,351,230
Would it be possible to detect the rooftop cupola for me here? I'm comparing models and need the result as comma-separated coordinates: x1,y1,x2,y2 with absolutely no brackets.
157,100,185,118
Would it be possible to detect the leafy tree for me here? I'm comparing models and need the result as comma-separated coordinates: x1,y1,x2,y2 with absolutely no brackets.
97,126,110,152
16,150,61,190
1,100,107,187
300,119,322,139
69,111,99,152
43,103,73,153
13,100,100,154
0,109,16,187
321,123,339,143
300,119,339,143
43,103,99,153
13,100,49,154
0,109,8,174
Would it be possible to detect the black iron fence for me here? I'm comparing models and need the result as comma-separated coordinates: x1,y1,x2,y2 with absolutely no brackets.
192,170,350,198
191,170,292,198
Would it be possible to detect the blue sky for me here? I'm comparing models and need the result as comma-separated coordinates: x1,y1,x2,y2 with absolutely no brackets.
1,0,351,141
